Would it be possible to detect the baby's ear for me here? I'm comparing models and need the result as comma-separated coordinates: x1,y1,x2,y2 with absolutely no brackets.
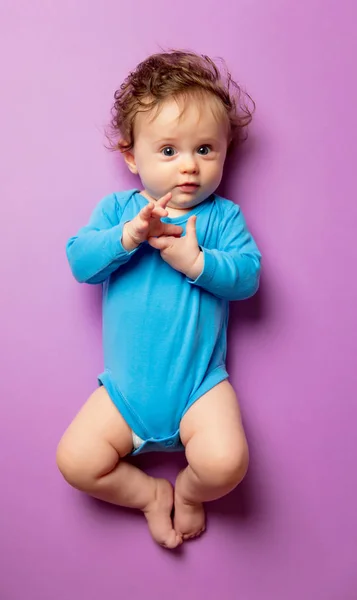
123,148,138,174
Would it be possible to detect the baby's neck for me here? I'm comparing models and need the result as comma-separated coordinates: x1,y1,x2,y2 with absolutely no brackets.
165,205,190,218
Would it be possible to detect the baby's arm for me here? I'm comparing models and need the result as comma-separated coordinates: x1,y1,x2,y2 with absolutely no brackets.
67,192,181,284
187,203,261,301
66,194,137,284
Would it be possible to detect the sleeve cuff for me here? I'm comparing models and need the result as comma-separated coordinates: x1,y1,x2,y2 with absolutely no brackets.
112,221,141,259
186,247,217,287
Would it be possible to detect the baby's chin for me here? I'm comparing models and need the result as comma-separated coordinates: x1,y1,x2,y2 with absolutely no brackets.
169,188,208,209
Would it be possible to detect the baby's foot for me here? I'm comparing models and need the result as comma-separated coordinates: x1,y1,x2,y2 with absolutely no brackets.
174,471,206,540
143,478,182,549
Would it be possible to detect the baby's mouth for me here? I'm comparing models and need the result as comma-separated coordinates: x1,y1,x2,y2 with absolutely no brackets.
176,183,200,193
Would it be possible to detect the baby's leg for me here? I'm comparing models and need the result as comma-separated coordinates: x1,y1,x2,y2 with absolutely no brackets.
56,387,181,548
175,380,249,540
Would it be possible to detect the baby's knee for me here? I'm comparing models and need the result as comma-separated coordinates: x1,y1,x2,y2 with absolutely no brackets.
56,437,95,492
191,440,249,489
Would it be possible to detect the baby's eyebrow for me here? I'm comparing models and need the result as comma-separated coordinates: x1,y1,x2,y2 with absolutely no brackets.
154,138,178,145
153,137,220,145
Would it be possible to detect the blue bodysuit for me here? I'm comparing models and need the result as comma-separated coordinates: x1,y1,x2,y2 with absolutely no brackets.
66,190,261,455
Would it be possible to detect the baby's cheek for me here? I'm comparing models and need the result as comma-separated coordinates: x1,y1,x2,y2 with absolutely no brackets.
209,163,224,186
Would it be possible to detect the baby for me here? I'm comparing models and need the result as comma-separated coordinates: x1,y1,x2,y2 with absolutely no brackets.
57,50,262,549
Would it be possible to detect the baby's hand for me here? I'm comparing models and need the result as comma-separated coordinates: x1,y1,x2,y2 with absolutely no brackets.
148,215,204,279
122,192,183,251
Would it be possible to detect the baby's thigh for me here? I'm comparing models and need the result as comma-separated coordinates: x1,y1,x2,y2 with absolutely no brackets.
56,387,133,488
180,380,249,480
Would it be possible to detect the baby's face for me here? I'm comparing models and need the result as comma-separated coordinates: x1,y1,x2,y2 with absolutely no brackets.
125,95,229,213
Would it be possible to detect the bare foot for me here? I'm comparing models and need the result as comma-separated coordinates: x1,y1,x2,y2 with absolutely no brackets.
174,471,206,540
143,478,182,549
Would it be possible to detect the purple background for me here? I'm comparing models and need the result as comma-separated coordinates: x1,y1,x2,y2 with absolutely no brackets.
1,2,356,599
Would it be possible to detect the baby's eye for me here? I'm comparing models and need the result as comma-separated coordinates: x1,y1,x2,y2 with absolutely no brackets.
161,146,177,157
197,145,212,155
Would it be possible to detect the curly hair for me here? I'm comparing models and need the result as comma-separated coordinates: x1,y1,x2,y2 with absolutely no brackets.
107,50,255,152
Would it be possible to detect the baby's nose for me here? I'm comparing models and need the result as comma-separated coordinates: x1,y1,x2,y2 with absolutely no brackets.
179,156,199,174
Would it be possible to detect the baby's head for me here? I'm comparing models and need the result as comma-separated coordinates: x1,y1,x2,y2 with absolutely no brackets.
108,50,254,212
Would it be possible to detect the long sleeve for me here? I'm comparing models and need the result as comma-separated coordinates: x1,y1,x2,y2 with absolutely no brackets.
188,203,261,301
66,193,139,284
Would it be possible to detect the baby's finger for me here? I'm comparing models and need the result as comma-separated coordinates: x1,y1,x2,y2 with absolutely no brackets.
138,202,155,221
151,205,168,218
148,235,175,250
162,224,183,237
156,192,172,209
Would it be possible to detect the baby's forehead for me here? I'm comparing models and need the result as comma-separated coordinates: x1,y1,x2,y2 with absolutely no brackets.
134,94,229,139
